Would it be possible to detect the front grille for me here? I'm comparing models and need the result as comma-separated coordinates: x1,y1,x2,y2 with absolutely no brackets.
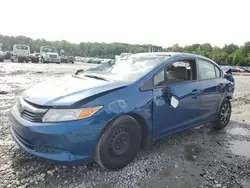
49,54,57,58
21,110,46,122
16,97,48,122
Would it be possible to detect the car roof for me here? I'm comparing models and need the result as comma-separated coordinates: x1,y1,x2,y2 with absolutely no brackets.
129,52,217,64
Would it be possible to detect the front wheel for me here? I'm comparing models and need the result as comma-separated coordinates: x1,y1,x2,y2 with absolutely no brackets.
213,98,231,130
41,58,46,63
17,57,22,63
95,115,141,170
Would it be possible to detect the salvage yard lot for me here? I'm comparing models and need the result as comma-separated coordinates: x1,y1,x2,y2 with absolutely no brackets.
0,62,250,188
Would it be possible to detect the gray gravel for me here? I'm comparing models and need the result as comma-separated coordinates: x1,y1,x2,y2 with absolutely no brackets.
0,62,250,188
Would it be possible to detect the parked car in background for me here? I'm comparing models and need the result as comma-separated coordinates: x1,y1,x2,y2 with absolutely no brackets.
85,59,115,72
9,52,234,170
235,66,245,73
87,58,102,64
60,52,75,64
244,67,250,73
40,46,60,64
11,44,30,63
0,50,4,62
28,53,40,63
4,51,12,59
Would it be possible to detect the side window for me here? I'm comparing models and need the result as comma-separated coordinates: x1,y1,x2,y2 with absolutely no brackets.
214,66,221,77
198,59,216,80
153,59,196,86
153,69,165,86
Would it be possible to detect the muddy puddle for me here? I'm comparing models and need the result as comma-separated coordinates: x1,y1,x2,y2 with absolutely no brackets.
242,181,250,188
230,140,250,159
208,126,250,137
228,127,250,136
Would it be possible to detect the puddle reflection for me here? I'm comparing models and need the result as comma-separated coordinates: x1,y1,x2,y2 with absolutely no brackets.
228,127,250,136
230,140,250,158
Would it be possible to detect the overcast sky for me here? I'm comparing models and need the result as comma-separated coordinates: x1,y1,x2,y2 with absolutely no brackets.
1,0,249,47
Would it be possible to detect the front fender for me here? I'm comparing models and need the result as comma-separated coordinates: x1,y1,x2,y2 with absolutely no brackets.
90,89,154,141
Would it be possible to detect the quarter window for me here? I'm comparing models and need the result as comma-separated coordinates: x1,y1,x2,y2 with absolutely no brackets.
198,59,216,80
214,66,221,77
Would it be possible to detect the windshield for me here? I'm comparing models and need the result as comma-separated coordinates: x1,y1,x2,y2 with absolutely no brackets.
83,54,170,82
16,45,28,50
41,46,57,53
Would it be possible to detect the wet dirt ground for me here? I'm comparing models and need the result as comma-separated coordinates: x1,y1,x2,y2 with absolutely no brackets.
0,62,250,188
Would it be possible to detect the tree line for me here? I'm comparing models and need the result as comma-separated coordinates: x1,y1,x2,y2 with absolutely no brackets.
1,34,250,66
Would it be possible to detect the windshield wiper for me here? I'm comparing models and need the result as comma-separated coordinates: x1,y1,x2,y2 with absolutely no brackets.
84,74,110,81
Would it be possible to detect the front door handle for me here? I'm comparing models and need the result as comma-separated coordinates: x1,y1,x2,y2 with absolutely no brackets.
191,89,202,99
191,89,201,94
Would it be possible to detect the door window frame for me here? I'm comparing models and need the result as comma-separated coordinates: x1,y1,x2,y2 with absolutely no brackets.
140,57,198,91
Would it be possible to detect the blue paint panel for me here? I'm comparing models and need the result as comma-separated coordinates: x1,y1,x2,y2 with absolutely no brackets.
9,52,235,165
153,81,202,137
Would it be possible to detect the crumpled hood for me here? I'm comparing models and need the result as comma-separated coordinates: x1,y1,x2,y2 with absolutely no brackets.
22,75,128,106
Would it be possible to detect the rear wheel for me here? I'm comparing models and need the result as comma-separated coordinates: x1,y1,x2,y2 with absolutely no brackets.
213,98,231,130
95,115,141,170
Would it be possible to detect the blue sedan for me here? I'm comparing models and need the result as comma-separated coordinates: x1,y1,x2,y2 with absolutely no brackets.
9,52,235,170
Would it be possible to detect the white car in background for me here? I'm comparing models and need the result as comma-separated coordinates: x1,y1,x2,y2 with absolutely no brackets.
11,44,30,63
40,46,61,64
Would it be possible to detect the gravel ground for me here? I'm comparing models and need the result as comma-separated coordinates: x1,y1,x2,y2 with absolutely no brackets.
0,62,250,188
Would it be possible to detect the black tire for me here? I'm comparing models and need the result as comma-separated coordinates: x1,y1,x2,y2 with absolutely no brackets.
0,59,3,62
95,115,141,170
41,58,47,63
31,59,37,63
213,98,231,130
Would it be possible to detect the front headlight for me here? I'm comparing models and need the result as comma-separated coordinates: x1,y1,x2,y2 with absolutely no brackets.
42,106,103,122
